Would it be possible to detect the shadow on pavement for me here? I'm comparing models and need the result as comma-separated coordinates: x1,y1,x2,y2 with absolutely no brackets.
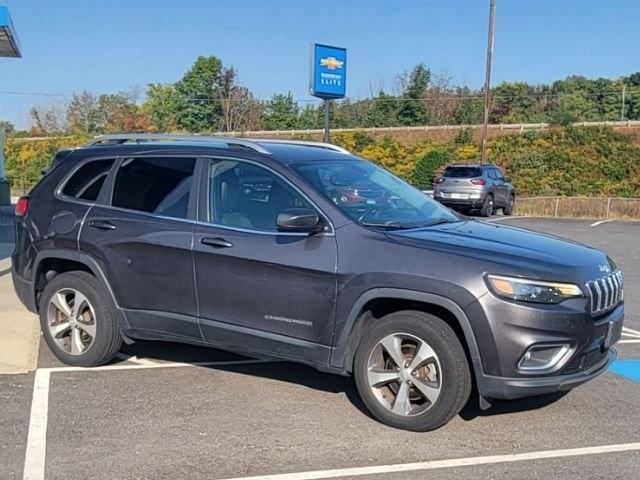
120,339,566,424
460,390,569,421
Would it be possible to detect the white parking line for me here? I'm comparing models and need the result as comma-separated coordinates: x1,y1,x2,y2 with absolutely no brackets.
219,443,640,480
590,219,614,227
622,326,640,338
42,358,273,373
23,369,50,480
22,358,274,480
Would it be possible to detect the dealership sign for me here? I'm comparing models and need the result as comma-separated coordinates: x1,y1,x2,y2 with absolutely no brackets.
310,43,346,99
0,5,21,57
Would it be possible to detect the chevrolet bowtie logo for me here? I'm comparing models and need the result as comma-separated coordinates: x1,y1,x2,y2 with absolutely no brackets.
320,56,344,70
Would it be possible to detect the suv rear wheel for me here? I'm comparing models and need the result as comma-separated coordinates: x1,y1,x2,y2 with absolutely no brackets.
479,194,494,217
503,194,515,216
353,311,471,431
40,271,122,367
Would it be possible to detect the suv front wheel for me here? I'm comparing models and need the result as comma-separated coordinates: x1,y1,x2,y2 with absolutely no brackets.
39,271,122,367
353,311,471,431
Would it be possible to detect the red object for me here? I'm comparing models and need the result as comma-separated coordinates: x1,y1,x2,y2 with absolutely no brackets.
470,178,486,185
15,196,29,217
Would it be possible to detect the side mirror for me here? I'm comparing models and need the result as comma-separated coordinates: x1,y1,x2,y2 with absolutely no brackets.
277,208,323,233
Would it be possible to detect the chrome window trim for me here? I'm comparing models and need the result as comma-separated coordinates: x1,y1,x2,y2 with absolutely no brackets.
201,155,335,237
54,155,117,206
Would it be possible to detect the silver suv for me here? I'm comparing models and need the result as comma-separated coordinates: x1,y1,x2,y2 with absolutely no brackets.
433,164,516,217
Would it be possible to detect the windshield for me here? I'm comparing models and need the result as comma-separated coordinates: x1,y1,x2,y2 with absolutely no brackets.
444,166,482,178
292,159,458,229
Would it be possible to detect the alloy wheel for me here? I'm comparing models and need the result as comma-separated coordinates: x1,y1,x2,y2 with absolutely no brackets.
366,333,442,416
47,288,97,355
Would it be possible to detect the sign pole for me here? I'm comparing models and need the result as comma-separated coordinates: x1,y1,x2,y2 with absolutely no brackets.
323,100,330,142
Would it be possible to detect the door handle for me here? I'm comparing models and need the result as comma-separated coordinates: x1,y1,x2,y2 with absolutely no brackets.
200,237,233,248
87,220,117,231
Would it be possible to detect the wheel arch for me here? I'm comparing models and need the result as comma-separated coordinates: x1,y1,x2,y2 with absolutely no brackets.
33,250,124,324
332,288,484,386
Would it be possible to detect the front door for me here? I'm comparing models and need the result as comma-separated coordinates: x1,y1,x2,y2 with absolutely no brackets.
193,158,338,359
80,156,200,339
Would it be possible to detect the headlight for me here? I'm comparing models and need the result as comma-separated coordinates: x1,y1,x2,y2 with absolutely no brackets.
486,274,583,304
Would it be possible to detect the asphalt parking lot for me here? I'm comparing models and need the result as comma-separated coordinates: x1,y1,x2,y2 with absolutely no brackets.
1,217,640,480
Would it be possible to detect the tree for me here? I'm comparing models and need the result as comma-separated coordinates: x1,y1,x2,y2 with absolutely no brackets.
411,147,453,189
0,120,15,136
174,55,224,132
66,91,101,134
261,93,299,130
397,63,431,125
29,104,67,135
143,83,180,131
96,91,145,133
364,91,398,127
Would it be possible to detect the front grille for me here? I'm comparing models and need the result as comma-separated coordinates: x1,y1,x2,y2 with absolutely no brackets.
586,270,623,316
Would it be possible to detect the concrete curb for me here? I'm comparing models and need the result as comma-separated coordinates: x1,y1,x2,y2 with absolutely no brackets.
0,257,40,374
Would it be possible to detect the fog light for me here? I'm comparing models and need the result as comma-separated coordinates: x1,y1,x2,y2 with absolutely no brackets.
518,344,572,373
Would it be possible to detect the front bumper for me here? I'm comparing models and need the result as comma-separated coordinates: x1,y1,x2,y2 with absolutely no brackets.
472,292,623,400
479,347,616,400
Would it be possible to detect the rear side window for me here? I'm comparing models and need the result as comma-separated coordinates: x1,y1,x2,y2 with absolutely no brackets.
61,159,114,201
112,157,195,219
443,167,482,178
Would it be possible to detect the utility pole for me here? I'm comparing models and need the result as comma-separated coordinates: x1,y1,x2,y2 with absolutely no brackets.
621,84,626,121
480,0,496,164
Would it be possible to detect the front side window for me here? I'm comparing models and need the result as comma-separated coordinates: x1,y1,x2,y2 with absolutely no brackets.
61,158,114,201
209,159,312,232
112,157,195,219
292,158,458,229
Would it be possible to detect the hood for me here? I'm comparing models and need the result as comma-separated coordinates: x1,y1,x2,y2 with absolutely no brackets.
388,220,612,281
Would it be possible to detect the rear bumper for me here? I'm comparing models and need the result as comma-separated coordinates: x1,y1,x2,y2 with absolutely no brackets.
11,268,37,313
479,347,616,400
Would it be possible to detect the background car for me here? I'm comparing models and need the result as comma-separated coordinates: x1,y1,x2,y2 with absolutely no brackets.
433,164,516,217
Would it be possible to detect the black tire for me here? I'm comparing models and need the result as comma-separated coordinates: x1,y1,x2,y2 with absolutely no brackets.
353,311,472,431
503,194,515,216
479,194,494,217
39,271,122,367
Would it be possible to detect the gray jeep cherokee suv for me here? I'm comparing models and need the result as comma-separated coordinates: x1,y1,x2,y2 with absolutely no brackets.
434,164,516,217
12,134,623,431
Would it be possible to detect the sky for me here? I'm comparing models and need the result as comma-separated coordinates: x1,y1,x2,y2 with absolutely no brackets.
1,0,639,129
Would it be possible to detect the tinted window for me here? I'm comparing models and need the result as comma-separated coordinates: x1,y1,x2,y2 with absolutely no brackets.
443,167,482,178
293,159,458,229
209,159,312,232
112,157,195,219
61,159,114,201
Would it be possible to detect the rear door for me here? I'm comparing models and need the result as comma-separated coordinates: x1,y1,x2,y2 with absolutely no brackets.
193,157,338,358
80,156,201,339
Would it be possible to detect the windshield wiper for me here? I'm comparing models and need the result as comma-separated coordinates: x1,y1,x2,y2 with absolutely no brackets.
418,218,460,228
361,221,411,230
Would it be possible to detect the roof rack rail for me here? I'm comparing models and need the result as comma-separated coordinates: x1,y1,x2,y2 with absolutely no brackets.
248,138,350,154
86,133,272,155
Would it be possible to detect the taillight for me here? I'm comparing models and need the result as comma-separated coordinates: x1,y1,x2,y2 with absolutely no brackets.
470,178,486,185
15,196,29,217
